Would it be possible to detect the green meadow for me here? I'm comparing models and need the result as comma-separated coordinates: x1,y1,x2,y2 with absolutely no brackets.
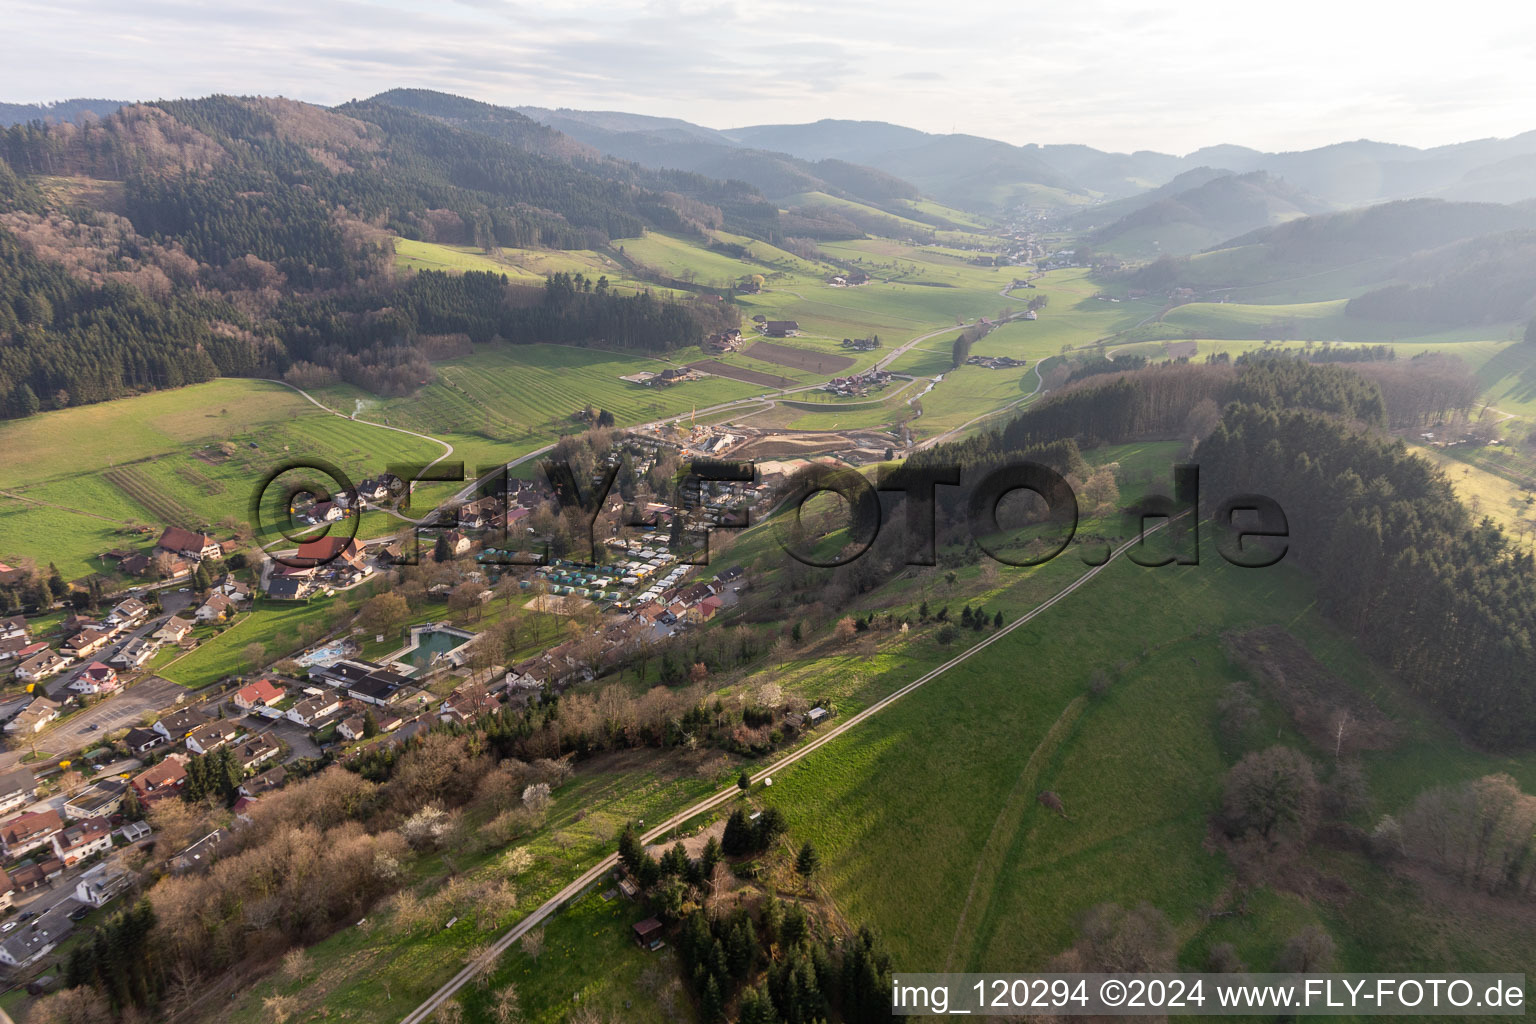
0,379,440,579
753,528,1536,977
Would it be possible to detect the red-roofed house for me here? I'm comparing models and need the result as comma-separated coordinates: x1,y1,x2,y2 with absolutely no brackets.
234,678,286,713
67,661,120,695
130,753,188,805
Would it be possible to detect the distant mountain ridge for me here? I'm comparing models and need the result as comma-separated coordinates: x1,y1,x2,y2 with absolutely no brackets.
0,98,126,125
1086,171,1331,256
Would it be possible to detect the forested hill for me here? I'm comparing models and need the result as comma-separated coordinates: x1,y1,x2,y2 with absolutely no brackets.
0,94,771,418
915,355,1533,748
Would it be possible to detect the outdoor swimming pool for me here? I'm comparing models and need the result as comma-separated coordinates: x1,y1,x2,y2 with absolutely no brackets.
392,624,476,675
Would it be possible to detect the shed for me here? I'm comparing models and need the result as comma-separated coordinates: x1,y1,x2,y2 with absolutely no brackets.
632,917,663,946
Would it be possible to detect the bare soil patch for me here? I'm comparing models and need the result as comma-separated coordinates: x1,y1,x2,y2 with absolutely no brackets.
745,341,856,373
688,359,797,388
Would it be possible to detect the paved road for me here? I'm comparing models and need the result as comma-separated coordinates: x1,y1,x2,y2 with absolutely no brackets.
397,523,1168,1024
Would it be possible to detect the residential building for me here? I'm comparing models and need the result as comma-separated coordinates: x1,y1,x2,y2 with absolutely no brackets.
62,627,112,659
154,617,194,644
233,733,281,771
123,726,168,755
152,706,210,742
185,719,241,755
106,598,149,628
130,753,188,805
67,661,120,695
108,637,157,670
233,677,286,713
0,809,63,858
75,861,133,907
4,697,61,735
63,778,127,820
51,816,113,866
14,647,68,684
194,592,235,622
286,693,342,727
173,829,227,872
239,765,287,797
0,766,37,816
0,906,71,967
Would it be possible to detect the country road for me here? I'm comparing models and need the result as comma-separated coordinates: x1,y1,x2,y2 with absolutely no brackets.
397,522,1167,1024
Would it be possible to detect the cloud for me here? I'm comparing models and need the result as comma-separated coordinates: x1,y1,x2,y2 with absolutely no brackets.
4,0,1535,153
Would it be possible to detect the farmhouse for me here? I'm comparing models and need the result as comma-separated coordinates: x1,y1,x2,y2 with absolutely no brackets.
293,536,368,571
156,526,222,561
762,320,800,337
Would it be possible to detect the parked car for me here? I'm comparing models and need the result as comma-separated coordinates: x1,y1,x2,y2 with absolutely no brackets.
18,911,36,921
68,907,91,922
1,921,16,932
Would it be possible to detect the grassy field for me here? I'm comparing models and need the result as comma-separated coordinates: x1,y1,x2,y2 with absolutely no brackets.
394,238,687,298
0,380,441,579
744,524,1536,976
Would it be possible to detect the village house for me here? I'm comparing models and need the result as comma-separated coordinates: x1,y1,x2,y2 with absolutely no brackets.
0,637,43,664
457,496,503,530
0,808,63,858
233,677,286,713
0,615,26,641
0,906,70,968
0,766,37,816
62,627,112,660
336,715,367,741
154,617,195,644
293,536,368,573
185,719,242,755
286,693,343,727
123,726,167,755
443,530,473,557
153,706,210,742
232,733,281,772
438,683,500,725
239,765,287,797
63,778,127,820
75,861,132,908
762,320,800,337
264,576,309,601
194,592,235,622
105,597,149,629
0,867,12,912
4,697,61,735
51,816,113,866
130,753,189,805
108,637,158,671
156,526,222,562
67,661,121,695
212,574,252,603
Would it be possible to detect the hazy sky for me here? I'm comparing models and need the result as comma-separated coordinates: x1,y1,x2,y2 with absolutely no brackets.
6,0,1535,154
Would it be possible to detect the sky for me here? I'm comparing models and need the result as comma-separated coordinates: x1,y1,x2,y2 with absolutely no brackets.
6,0,1536,155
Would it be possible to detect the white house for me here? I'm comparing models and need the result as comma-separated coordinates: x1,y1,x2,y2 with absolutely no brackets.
67,661,120,695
